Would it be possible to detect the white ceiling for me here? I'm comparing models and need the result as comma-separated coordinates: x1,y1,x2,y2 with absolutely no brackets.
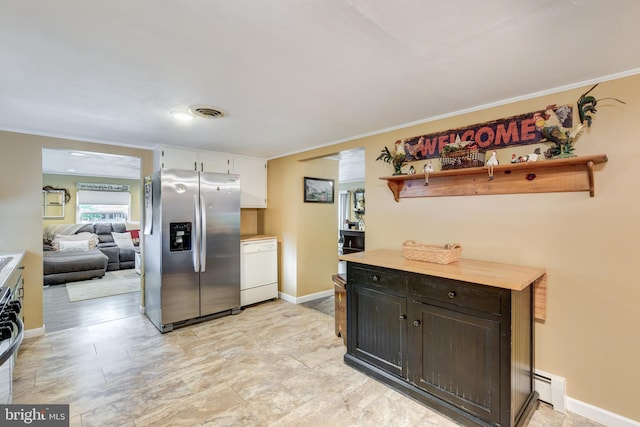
42,148,141,180
41,146,365,182
3,1,640,164
326,148,365,183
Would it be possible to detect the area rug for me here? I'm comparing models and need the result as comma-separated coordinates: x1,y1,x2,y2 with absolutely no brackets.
66,270,140,302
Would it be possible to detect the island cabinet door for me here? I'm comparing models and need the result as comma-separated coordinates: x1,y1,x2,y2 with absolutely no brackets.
407,300,502,424
348,284,408,378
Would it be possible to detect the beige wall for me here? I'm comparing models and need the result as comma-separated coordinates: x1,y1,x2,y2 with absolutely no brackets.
265,74,640,420
0,131,154,331
240,208,264,236
0,137,44,332
266,157,339,297
42,174,142,227
296,159,339,297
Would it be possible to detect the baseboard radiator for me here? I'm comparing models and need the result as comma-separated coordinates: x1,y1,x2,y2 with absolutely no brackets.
534,369,566,413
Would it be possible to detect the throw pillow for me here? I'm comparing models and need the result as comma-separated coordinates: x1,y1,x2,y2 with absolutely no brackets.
112,231,134,248
129,229,140,246
52,232,99,250
58,239,89,252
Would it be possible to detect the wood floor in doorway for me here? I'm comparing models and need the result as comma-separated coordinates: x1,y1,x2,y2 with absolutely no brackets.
43,271,141,333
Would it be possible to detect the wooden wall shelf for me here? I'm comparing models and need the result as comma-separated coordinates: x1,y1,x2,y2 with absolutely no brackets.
380,154,608,201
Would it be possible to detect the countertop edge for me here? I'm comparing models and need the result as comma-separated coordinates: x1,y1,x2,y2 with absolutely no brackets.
340,249,545,291
240,234,277,242
0,251,26,288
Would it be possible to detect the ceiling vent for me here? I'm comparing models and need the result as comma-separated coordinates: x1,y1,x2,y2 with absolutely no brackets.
189,105,226,119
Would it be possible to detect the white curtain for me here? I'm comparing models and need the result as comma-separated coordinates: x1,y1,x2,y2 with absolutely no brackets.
338,191,350,234
76,190,131,224
76,190,130,205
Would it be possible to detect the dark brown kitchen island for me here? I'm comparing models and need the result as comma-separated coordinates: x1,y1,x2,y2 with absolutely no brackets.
340,249,545,427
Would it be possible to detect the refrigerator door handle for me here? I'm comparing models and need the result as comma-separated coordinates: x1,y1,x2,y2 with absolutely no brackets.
193,195,200,273
200,194,207,272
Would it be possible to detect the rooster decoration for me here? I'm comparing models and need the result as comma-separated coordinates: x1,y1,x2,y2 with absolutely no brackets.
376,140,407,175
540,84,625,159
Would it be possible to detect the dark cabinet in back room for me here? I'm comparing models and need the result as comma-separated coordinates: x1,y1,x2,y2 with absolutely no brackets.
339,229,364,254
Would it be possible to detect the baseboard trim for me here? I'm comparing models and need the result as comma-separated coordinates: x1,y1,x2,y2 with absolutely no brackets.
24,326,46,339
535,369,639,426
278,292,295,304
567,398,640,427
278,289,334,304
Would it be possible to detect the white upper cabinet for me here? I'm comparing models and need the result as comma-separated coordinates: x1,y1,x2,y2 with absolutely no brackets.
154,146,268,208
198,150,232,174
155,146,231,174
233,155,267,208
155,146,198,171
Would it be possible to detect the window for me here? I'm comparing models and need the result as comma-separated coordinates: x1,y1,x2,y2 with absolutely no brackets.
76,190,130,224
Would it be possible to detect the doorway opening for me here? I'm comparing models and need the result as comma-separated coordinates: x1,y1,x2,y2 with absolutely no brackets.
41,148,143,332
335,148,365,274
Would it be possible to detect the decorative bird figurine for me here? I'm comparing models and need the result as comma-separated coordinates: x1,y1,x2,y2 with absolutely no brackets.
376,140,408,175
423,161,433,186
540,106,586,158
542,85,625,159
486,151,499,180
526,148,541,162
576,83,625,126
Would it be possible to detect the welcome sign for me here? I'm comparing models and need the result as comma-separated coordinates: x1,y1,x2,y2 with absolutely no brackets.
402,105,573,161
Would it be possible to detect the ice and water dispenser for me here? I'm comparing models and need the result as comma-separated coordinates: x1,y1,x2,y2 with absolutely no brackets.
169,222,192,252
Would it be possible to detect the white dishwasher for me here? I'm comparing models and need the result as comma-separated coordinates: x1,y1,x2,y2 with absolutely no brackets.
241,238,278,307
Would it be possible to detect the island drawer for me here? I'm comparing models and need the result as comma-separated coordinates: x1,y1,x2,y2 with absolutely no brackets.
348,264,408,297
411,275,505,315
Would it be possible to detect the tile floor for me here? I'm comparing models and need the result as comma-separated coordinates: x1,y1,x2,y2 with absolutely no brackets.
15,298,604,426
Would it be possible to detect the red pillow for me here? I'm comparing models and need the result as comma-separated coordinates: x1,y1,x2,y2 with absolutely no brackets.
129,229,140,245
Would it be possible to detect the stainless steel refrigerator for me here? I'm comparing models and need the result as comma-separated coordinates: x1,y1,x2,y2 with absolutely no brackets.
144,169,241,332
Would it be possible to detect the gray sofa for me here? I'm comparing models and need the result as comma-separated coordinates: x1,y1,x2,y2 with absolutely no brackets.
80,223,136,271
43,223,138,285
43,250,108,286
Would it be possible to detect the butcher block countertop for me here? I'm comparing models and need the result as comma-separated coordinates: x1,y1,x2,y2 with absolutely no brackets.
340,249,545,292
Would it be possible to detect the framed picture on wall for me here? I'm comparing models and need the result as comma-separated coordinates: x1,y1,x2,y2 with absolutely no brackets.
304,177,334,203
